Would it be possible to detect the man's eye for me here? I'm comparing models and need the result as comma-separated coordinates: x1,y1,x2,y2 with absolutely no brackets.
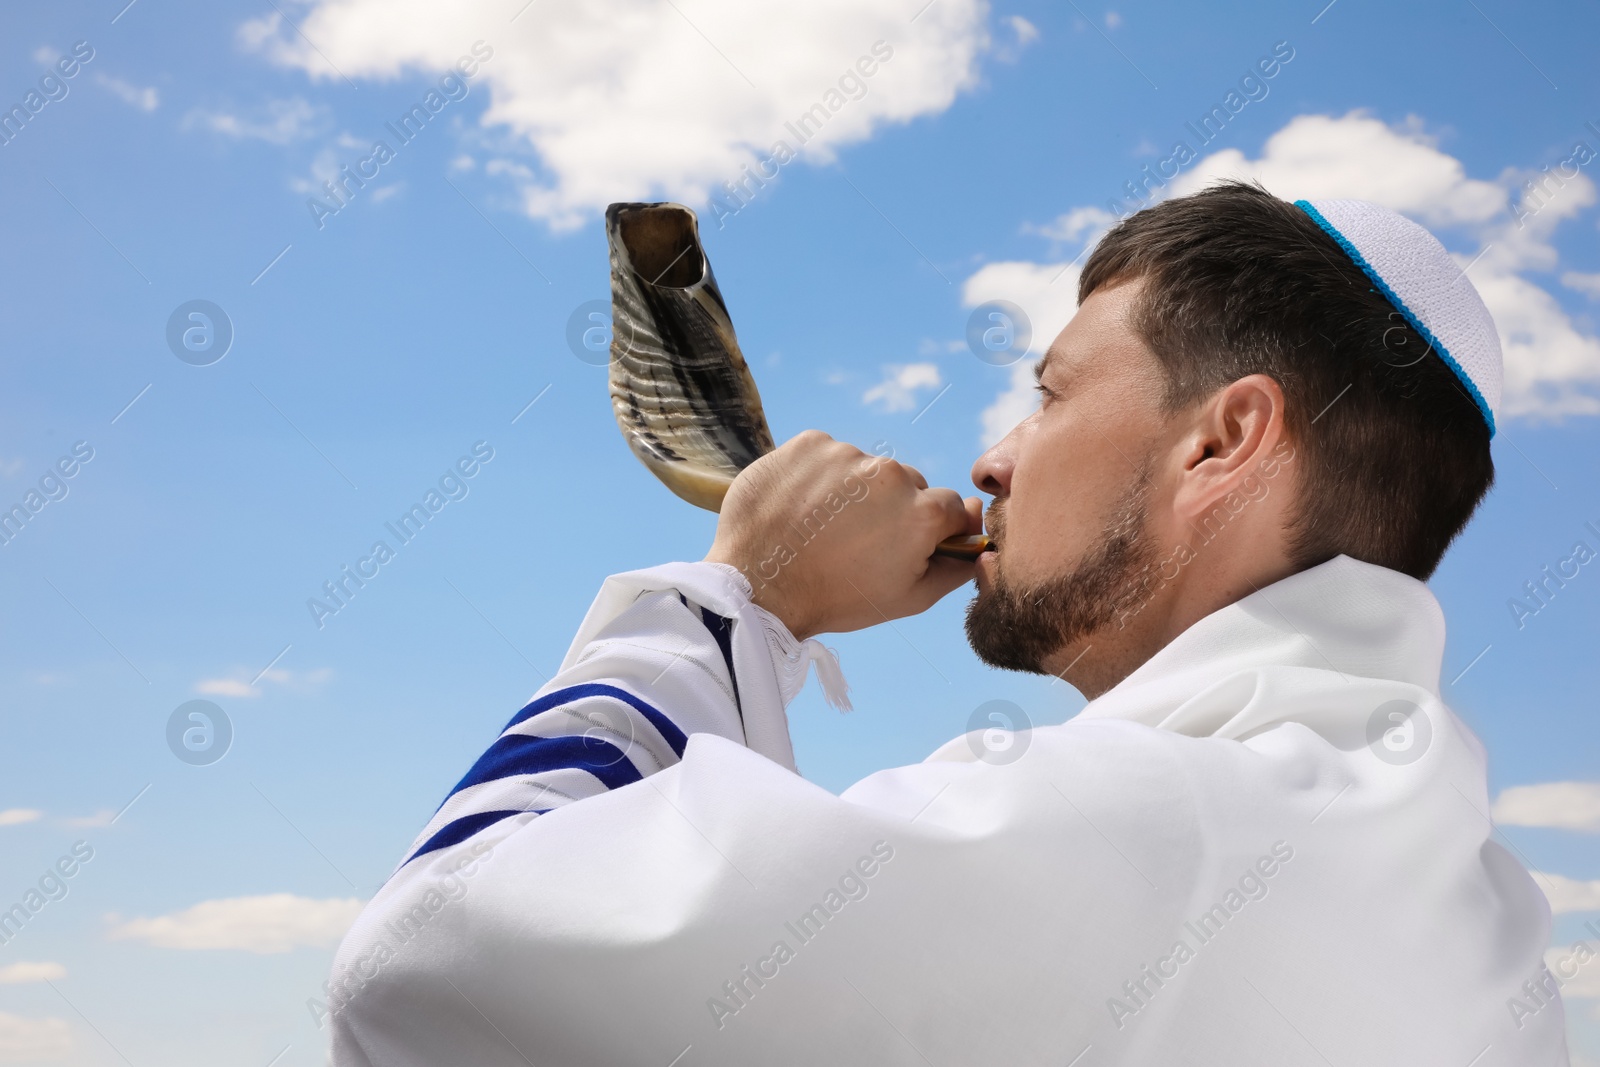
1034,383,1054,403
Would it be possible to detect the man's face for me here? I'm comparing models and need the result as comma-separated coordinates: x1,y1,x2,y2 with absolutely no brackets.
964,278,1174,676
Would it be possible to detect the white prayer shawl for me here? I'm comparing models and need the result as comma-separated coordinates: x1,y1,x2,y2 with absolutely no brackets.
326,555,1568,1066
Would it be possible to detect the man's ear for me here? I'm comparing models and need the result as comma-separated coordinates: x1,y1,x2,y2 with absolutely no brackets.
1170,374,1288,520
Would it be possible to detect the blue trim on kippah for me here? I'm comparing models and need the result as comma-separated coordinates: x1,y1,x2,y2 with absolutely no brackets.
1293,199,1496,438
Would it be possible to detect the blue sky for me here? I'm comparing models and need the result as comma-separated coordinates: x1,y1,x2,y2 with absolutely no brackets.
1,0,1598,1062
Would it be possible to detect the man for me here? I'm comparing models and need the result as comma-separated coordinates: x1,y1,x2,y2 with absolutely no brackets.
326,184,1566,1065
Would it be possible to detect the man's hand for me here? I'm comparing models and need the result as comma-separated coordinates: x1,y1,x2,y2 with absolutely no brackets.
705,430,983,640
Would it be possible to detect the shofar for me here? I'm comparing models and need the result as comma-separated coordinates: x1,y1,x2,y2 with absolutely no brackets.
605,201,990,561
606,201,773,512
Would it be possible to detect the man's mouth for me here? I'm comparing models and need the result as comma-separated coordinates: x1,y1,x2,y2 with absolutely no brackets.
984,501,1006,553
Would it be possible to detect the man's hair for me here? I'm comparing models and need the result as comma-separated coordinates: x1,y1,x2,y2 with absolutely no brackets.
1079,181,1493,580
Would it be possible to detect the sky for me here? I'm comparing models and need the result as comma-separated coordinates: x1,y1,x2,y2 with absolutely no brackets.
0,0,1598,1062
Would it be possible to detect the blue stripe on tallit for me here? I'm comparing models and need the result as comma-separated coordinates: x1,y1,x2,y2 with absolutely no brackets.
502,683,689,757
404,808,549,866
699,606,743,726
408,601,735,866
448,734,645,798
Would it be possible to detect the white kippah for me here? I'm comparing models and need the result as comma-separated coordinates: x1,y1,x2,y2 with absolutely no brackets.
1294,198,1501,437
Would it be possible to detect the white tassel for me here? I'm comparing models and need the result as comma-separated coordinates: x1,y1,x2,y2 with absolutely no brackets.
801,639,853,713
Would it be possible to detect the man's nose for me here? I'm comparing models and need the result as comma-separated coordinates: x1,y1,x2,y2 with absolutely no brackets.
971,436,1015,497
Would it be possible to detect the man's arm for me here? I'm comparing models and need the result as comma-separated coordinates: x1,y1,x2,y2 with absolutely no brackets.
395,433,981,871
325,434,988,1061
395,560,839,871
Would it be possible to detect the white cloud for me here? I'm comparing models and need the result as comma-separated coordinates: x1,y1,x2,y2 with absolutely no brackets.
238,0,991,228
1493,176,1596,276
185,97,327,145
0,1013,71,1062
194,666,332,699
863,362,942,412
1563,271,1600,299
993,15,1039,63
1532,871,1600,914
975,359,1040,449
94,74,158,111
0,962,66,985
1494,781,1600,832
1167,112,1508,227
1549,944,1600,1000
194,678,255,698
485,158,534,182
1006,15,1039,46
289,146,344,197
0,810,42,828
1474,268,1600,417
1025,204,1116,247
60,810,114,829
917,337,967,356
963,259,1084,446
108,894,363,953
969,111,1600,438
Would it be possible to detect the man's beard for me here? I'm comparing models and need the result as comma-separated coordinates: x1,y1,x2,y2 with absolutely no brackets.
964,460,1159,675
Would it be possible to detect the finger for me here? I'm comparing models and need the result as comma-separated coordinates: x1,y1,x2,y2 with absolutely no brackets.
921,487,970,544
964,496,984,535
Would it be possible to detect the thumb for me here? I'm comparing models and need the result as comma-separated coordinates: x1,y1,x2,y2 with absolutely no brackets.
964,496,984,535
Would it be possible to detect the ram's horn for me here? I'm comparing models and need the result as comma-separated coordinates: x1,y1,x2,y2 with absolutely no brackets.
604,201,992,562
606,201,774,512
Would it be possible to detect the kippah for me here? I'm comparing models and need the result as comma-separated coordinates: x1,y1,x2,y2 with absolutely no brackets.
1294,198,1501,437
